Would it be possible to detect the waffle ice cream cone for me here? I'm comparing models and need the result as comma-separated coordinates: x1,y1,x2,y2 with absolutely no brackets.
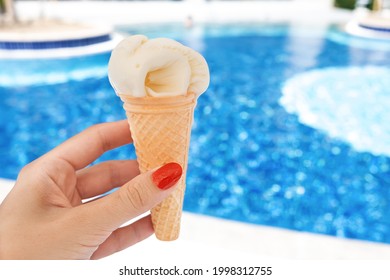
108,35,209,241
120,93,196,241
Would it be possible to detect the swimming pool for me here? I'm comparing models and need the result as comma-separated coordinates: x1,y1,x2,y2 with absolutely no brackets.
1,23,389,244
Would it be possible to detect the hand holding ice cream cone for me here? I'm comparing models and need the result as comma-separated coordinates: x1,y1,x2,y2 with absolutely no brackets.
108,35,210,241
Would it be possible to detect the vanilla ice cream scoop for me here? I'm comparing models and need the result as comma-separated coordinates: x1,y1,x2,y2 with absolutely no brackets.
108,35,210,98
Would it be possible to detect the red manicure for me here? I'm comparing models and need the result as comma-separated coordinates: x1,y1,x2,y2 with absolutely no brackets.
152,162,183,190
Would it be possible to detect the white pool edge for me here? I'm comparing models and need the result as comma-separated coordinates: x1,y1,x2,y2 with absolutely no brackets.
0,33,124,59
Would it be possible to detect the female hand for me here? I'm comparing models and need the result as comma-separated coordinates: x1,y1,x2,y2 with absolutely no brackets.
0,120,182,260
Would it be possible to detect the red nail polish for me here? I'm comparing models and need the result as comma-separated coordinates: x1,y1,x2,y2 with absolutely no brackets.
152,162,183,190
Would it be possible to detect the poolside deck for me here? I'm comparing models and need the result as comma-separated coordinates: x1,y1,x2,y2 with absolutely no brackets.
1,0,354,58
13,0,352,26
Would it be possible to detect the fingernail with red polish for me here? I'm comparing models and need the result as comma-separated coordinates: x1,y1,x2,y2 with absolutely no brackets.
152,162,183,190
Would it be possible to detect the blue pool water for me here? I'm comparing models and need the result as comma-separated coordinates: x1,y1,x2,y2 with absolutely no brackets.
1,23,390,244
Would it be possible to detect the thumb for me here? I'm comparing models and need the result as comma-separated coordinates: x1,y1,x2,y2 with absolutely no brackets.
75,162,182,231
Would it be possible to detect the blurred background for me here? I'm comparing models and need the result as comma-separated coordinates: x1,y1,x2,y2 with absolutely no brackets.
1,0,390,259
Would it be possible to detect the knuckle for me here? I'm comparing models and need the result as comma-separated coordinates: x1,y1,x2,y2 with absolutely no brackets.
105,161,120,187
86,124,111,152
18,164,31,176
121,182,147,211
84,124,99,136
95,124,112,152
18,160,37,179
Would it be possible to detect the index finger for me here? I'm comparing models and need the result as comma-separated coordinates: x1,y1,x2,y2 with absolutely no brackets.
46,120,132,170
